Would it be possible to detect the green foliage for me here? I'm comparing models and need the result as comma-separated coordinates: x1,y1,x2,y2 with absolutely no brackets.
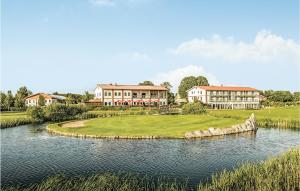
82,91,94,102
26,107,46,122
44,104,89,122
182,102,206,114
161,81,175,105
2,173,187,191
293,92,300,102
198,149,300,191
138,80,154,86
38,95,45,106
14,86,32,109
1,92,7,110
4,91,15,111
178,76,209,98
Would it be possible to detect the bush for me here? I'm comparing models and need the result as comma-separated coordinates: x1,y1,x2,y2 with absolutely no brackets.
182,102,206,114
44,104,89,122
26,107,46,122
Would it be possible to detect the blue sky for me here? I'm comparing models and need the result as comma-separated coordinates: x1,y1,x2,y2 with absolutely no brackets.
2,0,300,93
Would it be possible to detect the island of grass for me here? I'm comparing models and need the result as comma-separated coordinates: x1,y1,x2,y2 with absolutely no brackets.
47,115,244,138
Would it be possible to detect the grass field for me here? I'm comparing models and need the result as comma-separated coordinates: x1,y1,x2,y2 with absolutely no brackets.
209,106,300,129
3,149,299,191
0,112,32,128
48,115,243,138
209,106,300,121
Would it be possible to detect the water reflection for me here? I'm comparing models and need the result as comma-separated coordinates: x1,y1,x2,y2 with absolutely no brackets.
1,124,300,188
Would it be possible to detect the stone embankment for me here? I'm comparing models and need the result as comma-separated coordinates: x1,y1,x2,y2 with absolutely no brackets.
185,113,257,138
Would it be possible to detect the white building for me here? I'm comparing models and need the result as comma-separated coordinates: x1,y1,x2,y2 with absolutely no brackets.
25,93,66,107
187,86,260,109
92,83,168,106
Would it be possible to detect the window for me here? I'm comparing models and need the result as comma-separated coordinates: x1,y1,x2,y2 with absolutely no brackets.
108,92,111,96
115,92,117,96
133,93,137,98
142,93,146,98
125,92,127,96
128,92,131,96
118,92,121,96
105,92,107,96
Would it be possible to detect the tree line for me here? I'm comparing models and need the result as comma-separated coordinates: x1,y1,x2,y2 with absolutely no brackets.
0,87,94,111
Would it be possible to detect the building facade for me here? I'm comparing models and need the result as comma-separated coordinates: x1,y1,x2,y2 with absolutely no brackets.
25,93,66,107
187,86,260,109
92,84,168,106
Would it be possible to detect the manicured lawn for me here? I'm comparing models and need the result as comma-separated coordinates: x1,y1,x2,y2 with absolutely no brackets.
49,115,243,138
208,106,300,121
0,112,28,121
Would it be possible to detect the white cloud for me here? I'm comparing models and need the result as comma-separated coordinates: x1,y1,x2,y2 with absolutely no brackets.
90,0,115,6
172,30,300,64
151,65,219,92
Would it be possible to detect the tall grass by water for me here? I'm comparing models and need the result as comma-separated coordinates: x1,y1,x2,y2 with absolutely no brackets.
198,149,300,191
3,149,299,191
0,112,33,129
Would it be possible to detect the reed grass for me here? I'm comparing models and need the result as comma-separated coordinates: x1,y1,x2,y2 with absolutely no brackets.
2,149,299,191
2,173,187,191
198,149,300,191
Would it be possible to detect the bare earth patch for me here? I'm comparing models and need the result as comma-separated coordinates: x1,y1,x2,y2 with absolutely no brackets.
62,120,89,128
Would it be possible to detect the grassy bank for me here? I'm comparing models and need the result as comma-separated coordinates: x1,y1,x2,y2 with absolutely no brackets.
209,106,300,129
0,112,33,129
3,149,299,191
198,148,300,191
48,115,243,138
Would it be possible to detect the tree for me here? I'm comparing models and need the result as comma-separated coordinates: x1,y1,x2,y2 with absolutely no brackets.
14,86,32,109
27,107,45,122
82,91,94,102
4,91,15,111
178,76,209,98
38,95,46,106
293,92,300,102
139,81,154,86
160,82,175,105
0,92,7,110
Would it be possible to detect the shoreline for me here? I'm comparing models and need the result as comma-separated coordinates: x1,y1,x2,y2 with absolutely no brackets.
46,114,257,140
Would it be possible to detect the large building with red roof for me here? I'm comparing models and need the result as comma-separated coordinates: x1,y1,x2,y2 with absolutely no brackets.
92,83,168,106
187,85,260,109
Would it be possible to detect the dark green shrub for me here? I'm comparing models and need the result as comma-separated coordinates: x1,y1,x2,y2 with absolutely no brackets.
26,107,46,122
182,102,206,114
44,104,88,122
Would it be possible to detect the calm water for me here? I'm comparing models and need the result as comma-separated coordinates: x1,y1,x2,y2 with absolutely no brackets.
1,123,300,188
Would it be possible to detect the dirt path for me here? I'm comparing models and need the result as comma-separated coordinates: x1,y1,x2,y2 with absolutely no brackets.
62,120,89,128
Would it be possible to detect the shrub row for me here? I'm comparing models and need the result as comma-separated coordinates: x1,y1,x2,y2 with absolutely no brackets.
0,118,33,129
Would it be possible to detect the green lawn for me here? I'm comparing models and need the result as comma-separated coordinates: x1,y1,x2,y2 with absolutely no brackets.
49,115,243,138
0,111,28,121
209,106,300,121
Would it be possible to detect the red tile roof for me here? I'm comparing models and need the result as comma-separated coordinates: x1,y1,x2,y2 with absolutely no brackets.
196,86,257,91
97,84,168,91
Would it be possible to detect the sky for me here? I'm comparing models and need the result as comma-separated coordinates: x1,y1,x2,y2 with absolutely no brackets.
1,0,300,94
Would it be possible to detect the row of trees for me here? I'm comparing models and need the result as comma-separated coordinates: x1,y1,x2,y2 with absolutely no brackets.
260,90,300,106
0,86,32,111
0,87,94,111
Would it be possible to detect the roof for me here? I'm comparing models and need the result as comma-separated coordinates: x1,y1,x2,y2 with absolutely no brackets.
25,93,66,100
192,86,257,91
96,84,168,91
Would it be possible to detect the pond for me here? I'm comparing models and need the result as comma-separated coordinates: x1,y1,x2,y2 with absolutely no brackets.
1,123,300,188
